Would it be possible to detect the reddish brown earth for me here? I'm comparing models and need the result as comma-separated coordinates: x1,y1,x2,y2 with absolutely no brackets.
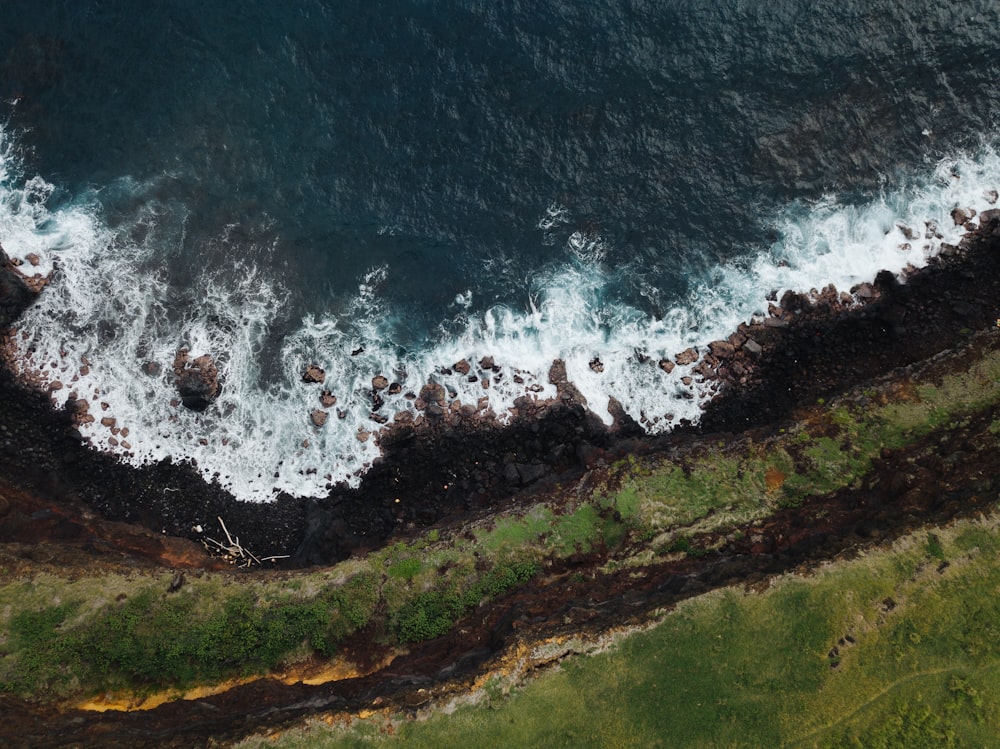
0,223,999,746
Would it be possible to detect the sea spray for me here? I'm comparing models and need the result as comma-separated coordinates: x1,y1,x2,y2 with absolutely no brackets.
3,125,1000,502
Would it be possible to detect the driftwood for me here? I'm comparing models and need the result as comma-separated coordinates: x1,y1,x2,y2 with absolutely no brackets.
201,516,290,567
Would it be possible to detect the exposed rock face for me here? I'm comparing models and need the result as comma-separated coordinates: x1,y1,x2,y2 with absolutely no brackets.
302,364,326,384
675,348,698,366
418,382,446,407
173,349,221,411
0,246,40,329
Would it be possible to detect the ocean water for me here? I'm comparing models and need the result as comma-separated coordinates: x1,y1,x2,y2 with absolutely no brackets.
1,1,999,501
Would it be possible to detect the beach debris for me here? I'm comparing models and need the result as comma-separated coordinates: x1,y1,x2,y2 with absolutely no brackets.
201,516,290,567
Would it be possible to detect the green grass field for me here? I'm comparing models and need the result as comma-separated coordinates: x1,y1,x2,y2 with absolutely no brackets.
2,334,999,743
240,515,1000,749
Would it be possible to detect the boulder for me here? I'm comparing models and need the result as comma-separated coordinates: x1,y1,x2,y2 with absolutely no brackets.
658,359,676,374
418,382,446,406
708,340,736,359
453,359,471,375
310,409,328,427
479,355,495,370
372,374,389,390
675,348,698,366
779,290,809,313
302,364,326,384
951,207,975,225
173,350,221,411
320,390,337,407
0,246,39,328
978,208,1000,229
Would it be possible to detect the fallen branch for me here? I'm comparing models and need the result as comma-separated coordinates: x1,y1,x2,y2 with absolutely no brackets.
199,516,289,567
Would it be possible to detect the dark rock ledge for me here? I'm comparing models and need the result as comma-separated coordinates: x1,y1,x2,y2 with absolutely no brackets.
1,215,1000,567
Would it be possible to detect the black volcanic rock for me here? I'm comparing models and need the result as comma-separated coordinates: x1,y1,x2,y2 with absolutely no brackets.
0,246,39,328
173,349,221,411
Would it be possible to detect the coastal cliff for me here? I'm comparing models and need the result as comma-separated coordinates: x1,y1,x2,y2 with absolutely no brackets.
0,218,998,746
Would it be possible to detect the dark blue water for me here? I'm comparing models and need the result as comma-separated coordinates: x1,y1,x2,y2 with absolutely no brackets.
2,0,999,500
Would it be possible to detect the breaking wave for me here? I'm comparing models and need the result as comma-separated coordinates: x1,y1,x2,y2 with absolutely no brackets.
3,124,999,501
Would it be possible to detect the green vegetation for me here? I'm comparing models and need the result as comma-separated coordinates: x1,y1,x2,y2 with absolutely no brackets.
2,336,1000,712
601,342,1000,542
240,515,1000,748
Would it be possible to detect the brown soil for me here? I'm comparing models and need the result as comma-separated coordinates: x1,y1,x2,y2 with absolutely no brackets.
0,225,999,746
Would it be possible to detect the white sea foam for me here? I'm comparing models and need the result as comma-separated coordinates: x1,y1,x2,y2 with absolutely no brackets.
3,124,999,502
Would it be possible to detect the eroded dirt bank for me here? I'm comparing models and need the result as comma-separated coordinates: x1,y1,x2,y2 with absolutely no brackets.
0,224,999,746
1,378,997,748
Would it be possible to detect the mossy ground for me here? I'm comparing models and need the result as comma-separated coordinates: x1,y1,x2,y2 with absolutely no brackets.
239,514,1000,749
1,334,998,726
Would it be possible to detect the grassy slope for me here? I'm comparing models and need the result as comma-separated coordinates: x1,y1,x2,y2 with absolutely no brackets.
242,516,1000,749
1,332,998,736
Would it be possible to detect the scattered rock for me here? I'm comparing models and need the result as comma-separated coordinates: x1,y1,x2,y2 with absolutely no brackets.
675,348,698,366
951,207,975,225
174,351,221,411
779,290,809,313
418,382,446,406
372,375,389,390
0,246,41,328
453,359,471,375
979,208,1000,229
658,359,676,374
100,416,116,428
310,409,328,427
387,382,402,395
896,223,918,240
852,282,876,300
141,361,161,377
708,340,736,359
302,364,326,384
25,253,41,267
320,390,337,407
589,357,604,373
47,380,63,391
986,189,998,205
479,355,495,371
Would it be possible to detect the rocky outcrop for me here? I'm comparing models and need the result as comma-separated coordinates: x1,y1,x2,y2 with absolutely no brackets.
302,364,326,384
0,246,41,329
172,349,221,411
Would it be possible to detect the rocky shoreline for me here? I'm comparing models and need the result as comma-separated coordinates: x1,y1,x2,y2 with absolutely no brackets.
2,330,999,747
2,209,1000,566
1,213,1000,747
